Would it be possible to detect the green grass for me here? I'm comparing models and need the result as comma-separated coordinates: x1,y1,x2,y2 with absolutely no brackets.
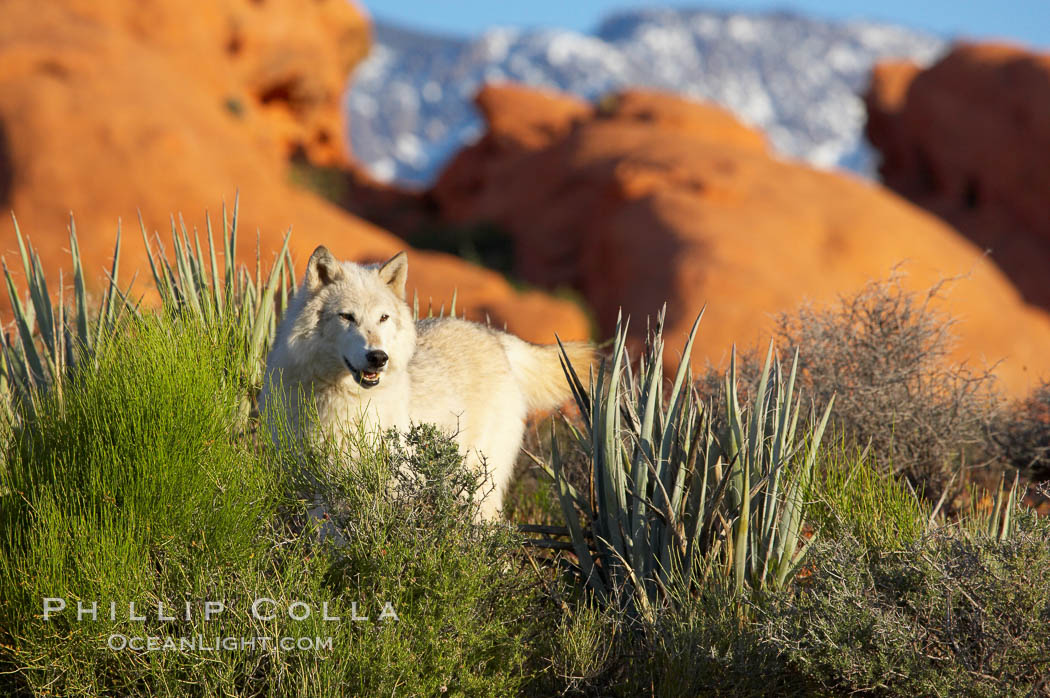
0,314,281,694
809,436,929,551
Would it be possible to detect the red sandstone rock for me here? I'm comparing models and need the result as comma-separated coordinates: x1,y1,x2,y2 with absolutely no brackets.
432,83,1050,396
865,42,1050,312
0,0,590,345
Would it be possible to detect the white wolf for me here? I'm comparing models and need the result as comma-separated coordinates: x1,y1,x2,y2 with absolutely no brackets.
259,246,593,519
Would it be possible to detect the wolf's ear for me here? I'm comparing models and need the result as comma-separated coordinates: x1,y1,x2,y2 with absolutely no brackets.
377,251,408,300
305,245,344,292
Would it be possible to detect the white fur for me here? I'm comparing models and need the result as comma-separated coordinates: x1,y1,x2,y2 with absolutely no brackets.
259,247,592,519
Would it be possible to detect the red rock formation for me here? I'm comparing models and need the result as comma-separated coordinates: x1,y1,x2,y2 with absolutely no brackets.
0,0,590,344
432,84,1050,396
866,42,1050,311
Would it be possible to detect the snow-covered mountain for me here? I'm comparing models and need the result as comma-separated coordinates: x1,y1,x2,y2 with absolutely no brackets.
346,8,945,186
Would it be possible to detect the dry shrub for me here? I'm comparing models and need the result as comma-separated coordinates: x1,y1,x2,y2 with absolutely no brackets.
700,274,1003,506
778,275,1002,503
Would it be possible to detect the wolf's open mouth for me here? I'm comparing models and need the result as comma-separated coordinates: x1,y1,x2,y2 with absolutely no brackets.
344,356,382,388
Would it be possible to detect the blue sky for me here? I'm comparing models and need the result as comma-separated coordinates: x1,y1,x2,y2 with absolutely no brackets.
360,1,1050,49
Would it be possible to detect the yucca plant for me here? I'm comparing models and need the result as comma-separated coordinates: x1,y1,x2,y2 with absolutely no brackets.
960,470,1022,541
719,343,835,595
547,308,834,617
0,215,131,422
139,196,294,390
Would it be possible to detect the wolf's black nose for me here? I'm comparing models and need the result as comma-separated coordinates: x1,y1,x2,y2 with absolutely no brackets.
366,350,388,368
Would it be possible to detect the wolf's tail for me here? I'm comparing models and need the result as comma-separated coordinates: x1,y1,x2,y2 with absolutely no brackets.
500,335,596,413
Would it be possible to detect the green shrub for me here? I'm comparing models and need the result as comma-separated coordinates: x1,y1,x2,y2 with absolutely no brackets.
761,517,1050,696
293,422,540,697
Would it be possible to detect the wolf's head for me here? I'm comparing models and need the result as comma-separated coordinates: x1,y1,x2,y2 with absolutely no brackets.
295,246,416,390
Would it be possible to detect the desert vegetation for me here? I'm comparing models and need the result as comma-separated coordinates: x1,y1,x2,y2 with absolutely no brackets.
1,210,1048,696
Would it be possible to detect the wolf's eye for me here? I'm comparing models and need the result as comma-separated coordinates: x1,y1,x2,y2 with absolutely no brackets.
379,314,390,323
339,312,357,324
